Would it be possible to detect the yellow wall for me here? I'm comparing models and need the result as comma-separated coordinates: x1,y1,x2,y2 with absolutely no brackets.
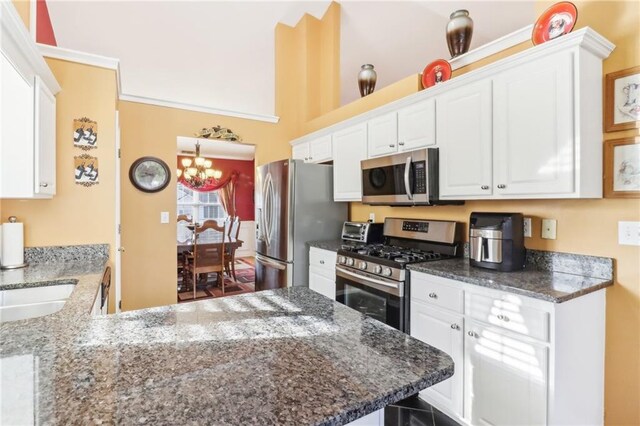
1,59,117,259
11,0,30,30
292,2,640,424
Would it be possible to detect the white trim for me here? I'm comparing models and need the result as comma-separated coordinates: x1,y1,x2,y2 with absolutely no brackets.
114,111,122,313
1,1,60,93
29,0,37,42
38,43,120,71
120,94,281,124
290,27,614,147
450,24,533,70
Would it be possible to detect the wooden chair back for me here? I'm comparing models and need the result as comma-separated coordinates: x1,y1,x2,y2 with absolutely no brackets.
229,216,241,239
177,214,192,223
192,225,226,274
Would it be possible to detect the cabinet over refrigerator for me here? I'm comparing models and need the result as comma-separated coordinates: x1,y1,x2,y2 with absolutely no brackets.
255,159,347,291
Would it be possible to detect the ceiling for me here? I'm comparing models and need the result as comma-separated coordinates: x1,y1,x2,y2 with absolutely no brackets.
177,137,256,161
47,1,535,119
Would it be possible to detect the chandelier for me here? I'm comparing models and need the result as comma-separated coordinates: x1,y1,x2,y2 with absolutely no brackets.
176,141,222,188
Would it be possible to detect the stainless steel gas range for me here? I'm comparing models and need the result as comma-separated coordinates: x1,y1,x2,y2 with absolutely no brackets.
335,218,462,333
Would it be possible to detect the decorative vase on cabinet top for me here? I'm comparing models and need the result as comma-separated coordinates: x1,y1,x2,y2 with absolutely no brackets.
358,64,377,97
446,10,474,58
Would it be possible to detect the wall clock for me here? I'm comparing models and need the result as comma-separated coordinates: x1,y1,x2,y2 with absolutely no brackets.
129,157,171,193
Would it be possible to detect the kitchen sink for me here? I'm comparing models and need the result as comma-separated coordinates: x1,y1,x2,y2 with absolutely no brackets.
0,283,75,323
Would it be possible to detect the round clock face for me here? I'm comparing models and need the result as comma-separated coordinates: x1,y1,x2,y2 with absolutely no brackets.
129,157,170,193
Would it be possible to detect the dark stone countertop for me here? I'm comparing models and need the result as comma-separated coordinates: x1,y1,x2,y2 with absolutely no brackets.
1,265,453,425
408,258,613,303
307,240,345,253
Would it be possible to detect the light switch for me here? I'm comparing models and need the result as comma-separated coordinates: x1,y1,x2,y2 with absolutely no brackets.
523,217,532,238
541,219,557,240
160,212,170,224
619,221,640,246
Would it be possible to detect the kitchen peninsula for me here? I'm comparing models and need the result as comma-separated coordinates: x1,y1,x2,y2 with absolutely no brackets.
0,258,453,425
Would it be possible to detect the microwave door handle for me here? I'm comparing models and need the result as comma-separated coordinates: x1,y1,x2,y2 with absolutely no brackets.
404,156,413,200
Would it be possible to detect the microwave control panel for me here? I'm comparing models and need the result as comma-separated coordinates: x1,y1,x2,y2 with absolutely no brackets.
414,162,427,194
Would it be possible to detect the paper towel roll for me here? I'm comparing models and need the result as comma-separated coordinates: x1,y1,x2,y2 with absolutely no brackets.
1,221,25,268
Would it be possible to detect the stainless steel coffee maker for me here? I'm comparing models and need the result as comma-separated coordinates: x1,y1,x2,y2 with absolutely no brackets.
469,212,526,272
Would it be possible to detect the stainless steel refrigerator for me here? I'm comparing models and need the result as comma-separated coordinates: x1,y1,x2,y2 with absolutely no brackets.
255,159,347,291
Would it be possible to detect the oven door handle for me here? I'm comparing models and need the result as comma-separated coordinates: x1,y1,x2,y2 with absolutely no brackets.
336,266,403,297
403,156,413,201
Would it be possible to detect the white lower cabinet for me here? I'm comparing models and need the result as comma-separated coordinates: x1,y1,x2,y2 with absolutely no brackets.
411,300,464,417
410,271,606,426
308,247,337,300
464,320,548,426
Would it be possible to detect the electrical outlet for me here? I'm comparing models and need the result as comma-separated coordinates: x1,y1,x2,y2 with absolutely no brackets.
618,221,640,246
160,212,170,224
523,217,532,238
541,219,557,240
369,213,375,223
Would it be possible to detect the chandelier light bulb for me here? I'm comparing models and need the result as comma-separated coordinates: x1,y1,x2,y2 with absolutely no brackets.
213,170,223,179
181,158,193,168
194,156,206,166
204,159,213,168
176,168,182,178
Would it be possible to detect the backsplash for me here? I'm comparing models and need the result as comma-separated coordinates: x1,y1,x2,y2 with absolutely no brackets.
462,242,613,280
24,244,109,264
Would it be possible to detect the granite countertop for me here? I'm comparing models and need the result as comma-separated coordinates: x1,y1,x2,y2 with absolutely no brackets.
307,240,345,253
1,268,453,425
408,257,613,303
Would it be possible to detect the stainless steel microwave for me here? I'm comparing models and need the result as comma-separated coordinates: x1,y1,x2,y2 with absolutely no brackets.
361,148,462,206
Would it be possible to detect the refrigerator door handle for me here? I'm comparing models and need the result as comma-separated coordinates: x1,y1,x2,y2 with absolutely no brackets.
261,173,273,247
256,254,286,270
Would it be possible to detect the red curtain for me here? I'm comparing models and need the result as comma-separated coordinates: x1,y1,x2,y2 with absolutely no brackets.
178,171,238,193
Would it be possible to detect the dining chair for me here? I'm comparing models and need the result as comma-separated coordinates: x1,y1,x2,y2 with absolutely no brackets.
177,214,193,292
184,223,228,298
225,217,242,281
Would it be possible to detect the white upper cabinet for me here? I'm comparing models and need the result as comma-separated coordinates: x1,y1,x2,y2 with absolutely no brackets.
493,51,574,196
367,112,398,158
34,76,57,196
333,123,367,201
291,135,332,163
437,80,493,199
397,98,436,151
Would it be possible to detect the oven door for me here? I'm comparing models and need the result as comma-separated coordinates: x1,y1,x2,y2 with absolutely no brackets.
335,266,406,332
361,148,435,205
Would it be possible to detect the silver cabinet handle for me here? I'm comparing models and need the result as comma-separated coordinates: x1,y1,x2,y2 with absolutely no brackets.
481,185,489,190
497,314,510,322
428,292,437,299
398,141,405,146
309,157,313,161
304,157,309,161
389,144,396,148
467,331,478,338
497,184,506,189
450,324,460,330
117,247,125,253
319,260,325,265
40,182,49,187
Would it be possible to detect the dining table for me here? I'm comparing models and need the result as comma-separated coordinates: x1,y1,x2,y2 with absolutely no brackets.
177,234,244,254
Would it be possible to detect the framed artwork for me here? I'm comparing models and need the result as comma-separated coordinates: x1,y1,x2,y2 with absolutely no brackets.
604,137,640,198
73,117,98,149
605,66,640,132
74,154,99,187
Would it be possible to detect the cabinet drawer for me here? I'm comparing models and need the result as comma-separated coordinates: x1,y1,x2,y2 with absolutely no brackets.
309,248,337,270
466,292,549,342
411,274,464,313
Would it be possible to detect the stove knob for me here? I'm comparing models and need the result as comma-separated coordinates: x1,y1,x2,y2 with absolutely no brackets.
373,265,382,274
358,261,368,270
382,267,392,277
346,258,355,267
338,256,346,264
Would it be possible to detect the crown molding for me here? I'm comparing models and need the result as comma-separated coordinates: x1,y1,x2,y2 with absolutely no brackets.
38,43,120,71
119,94,280,124
450,24,534,70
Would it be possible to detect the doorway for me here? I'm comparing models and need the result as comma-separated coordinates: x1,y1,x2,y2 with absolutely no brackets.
175,137,256,302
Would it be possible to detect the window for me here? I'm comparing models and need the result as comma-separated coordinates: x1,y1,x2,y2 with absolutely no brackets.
177,183,225,222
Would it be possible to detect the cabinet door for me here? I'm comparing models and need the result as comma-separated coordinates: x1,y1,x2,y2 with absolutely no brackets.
367,112,398,157
464,320,548,426
309,266,336,300
309,134,332,163
292,142,309,162
398,99,436,151
493,51,574,196
411,301,464,417
1,52,34,198
34,76,56,196
333,123,367,201
437,80,493,198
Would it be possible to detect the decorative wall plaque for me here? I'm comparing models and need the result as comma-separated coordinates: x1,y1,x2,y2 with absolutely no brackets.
74,154,99,186
73,117,98,149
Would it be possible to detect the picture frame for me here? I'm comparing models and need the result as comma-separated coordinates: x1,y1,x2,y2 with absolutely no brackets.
604,137,640,198
604,65,640,133
74,154,99,187
73,117,99,149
